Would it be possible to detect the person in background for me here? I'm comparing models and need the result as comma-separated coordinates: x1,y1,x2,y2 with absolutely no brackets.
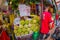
53,16,60,40
40,4,53,40
57,16,60,27
56,13,59,26
56,16,60,40
0,20,10,40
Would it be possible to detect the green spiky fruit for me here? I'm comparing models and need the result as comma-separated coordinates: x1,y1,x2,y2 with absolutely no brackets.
20,20,25,25
25,20,29,25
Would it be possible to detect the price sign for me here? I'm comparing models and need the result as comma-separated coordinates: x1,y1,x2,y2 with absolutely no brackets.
19,4,30,16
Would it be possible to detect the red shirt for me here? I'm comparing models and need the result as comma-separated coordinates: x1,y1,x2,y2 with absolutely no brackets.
56,14,59,20
0,31,10,40
40,12,52,34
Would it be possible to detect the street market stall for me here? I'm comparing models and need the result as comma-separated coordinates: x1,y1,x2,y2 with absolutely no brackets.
1,0,57,40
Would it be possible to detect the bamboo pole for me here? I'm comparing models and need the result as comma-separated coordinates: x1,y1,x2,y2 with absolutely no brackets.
40,0,43,30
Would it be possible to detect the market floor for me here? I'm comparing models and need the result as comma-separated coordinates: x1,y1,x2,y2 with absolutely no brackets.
16,35,56,40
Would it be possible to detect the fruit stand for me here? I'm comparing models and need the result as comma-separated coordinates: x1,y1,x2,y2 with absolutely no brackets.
14,15,40,39
0,0,42,40
0,0,58,40
0,3,41,40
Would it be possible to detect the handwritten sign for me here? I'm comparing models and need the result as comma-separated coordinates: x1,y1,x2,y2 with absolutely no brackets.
19,4,30,16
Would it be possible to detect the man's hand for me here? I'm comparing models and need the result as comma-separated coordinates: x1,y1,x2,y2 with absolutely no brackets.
49,26,56,35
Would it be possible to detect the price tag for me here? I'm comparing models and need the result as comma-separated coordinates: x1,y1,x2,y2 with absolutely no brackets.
14,17,20,25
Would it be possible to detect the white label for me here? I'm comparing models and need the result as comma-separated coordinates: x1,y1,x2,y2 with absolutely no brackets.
14,17,20,25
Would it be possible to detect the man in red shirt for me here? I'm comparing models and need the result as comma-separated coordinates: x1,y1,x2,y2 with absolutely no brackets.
40,5,53,40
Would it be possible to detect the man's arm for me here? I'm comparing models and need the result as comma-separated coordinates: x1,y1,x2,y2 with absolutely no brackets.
49,22,52,30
